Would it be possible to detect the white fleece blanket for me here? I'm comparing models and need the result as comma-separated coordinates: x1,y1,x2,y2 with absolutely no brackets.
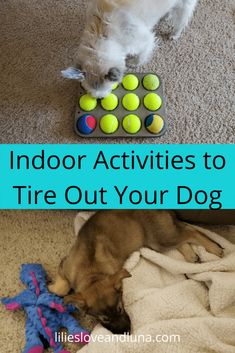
75,212,235,353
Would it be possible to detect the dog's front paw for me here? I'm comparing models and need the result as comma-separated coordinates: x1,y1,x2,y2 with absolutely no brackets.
186,253,201,263
126,55,140,67
208,243,224,258
48,283,65,296
48,283,57,294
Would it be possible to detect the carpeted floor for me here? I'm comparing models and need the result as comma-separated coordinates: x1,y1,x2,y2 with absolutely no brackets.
0,0,234,144
0,210,235,353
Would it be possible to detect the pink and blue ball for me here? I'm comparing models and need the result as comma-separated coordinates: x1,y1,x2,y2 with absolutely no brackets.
77,114,97,135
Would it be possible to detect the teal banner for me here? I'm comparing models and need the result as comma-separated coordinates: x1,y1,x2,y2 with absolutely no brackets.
0,144,234,209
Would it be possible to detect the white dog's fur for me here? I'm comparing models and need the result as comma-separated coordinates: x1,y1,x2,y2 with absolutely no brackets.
62,0,198,98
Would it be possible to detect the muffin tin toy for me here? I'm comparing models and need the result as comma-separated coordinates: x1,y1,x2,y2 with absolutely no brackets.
74,73,167,138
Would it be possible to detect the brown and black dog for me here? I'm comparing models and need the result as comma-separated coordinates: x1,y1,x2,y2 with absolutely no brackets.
49,210,223,334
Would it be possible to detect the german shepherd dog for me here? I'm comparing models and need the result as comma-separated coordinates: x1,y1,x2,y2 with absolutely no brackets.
49,210,223,334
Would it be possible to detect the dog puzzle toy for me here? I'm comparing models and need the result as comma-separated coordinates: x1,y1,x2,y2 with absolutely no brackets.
75,73,166,137
1,264,89,353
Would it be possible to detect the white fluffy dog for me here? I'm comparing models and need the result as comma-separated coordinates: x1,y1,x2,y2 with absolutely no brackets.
62,0,198,98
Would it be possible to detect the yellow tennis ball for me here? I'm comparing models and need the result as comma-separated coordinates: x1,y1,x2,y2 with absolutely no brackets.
112,82,119,90
100,114,119,134
122,93,140,111
143,74,160,91
101,93,118,111
122,114,141,134
145,114,164,134
122,74,139,91
79,94,97,111
144,93,162,111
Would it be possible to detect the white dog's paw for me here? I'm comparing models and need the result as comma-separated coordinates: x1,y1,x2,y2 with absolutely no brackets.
126,55,140,67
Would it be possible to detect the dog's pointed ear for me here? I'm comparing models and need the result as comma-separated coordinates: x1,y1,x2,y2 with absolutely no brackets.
61,67,86,80
64,293,87,309
105,67,122,82
111,269,132,291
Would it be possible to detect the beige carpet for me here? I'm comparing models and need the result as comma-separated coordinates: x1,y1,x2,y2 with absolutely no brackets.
0,210,235,353
0,0,234,144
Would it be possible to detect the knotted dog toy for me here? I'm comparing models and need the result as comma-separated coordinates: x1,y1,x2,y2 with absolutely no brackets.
1,264,89,353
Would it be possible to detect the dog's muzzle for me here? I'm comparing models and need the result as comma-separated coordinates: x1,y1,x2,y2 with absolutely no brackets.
102,312,131,335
